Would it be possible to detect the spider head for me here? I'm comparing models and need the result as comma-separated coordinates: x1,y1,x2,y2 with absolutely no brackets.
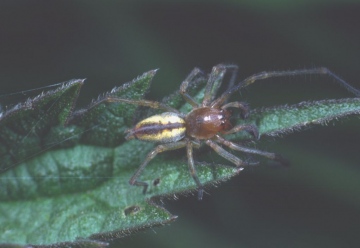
185,107,232,139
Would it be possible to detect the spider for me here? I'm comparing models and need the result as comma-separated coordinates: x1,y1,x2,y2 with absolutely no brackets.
106,64,360,200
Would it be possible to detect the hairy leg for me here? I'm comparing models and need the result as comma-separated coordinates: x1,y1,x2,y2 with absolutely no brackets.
221,101,250,118
186,139,204,200
205,139,257,167
215,135,288,166
223,124,259,140
203,64,238,107
100,97,183,115
180,67,204,107
212,67,360,108
129,141,187,194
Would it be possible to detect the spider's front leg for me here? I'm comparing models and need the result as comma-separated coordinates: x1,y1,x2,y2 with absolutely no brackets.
213,67,360,108
179,67,204,107
129,141,187,194
203,64,238,107
223,123,259,140
240,67,360,97
221,101,250,118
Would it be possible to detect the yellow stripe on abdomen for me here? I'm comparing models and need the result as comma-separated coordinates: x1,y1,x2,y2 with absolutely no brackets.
125,112,186,143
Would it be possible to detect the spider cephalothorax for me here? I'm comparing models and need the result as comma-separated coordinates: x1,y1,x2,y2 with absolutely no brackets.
105,64,358,200
185,107,233,139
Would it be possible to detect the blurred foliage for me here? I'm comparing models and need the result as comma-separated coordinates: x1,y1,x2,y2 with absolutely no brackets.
0,1,359,248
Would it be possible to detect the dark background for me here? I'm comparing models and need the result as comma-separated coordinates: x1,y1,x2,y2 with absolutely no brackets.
1,1,360,248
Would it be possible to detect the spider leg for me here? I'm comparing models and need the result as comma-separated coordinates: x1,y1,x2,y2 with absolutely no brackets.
180,67,204,107
212,67,360,108
129,141,187,194
225,64,239,93
205,140,258,167
223,124,259,140
215,135,289,166
102,97,182,115
186,139,204,200
203,64,238,107
221,101,250,118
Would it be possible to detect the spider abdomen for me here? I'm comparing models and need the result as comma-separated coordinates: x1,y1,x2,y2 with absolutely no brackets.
125,112,186,143
185,107,232,139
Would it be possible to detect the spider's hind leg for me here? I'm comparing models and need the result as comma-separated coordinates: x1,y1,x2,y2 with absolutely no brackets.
103,97,181,114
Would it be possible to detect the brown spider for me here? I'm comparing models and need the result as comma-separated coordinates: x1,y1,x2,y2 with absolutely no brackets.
106,64,360,200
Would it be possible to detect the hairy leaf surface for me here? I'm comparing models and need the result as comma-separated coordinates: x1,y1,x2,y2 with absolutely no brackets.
0,69,359,247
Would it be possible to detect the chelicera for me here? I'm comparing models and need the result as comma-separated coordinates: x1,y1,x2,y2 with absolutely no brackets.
106,64,360,200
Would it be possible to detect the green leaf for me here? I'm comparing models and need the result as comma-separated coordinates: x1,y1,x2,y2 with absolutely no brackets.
0,70,240,247
0,142,240,246
0,79,83,172
230,98,360,140
69,70,158,147
1,68,359,247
